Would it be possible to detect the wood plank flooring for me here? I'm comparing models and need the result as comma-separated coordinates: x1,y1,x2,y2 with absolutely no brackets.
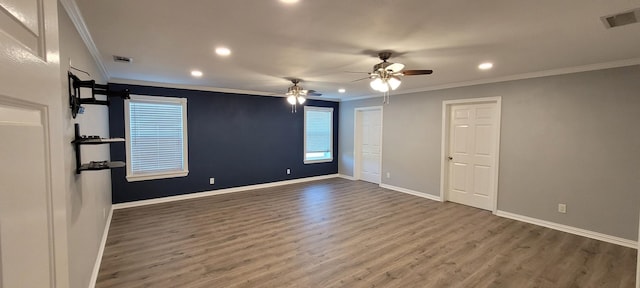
97,178,637,287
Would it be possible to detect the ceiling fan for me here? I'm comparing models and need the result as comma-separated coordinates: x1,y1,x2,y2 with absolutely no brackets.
365,51,433,103
284,79,321,113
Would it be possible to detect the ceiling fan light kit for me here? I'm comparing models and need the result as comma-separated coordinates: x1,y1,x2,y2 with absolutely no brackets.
287,95,297,105
366,52,434,104
284,79,318,113
388,76,401,90
369,78,389,92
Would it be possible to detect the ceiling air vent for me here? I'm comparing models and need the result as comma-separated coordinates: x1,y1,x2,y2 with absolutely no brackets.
113,55,133,63
601,8,640,29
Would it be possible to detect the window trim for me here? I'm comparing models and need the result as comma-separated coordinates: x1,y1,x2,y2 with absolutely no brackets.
124,95,189,182
303,106,334,164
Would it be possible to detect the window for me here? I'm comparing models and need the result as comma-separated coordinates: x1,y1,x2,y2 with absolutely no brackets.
125,95,188,181
304,106,333,164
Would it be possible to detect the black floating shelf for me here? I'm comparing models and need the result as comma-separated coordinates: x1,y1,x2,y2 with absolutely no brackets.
68,72,130,118
78,161,126,172
72,137,125,145
73,123,125,174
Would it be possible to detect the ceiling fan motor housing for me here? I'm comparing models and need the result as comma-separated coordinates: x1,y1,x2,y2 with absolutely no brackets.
287,84,304,95
378,51,393,61
373,61,393,73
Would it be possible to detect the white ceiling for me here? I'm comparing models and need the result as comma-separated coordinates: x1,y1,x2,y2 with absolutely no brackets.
73,0,640,100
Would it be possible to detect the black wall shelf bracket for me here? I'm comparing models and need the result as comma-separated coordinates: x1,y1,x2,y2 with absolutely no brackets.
72,123,126,174
68,72,130,118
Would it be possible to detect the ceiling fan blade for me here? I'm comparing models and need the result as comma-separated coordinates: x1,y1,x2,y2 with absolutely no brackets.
351,75,373,82
386,63,405,73
307,90,322,96
402,69,433,75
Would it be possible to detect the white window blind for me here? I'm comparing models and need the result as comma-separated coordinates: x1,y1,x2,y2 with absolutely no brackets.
125,95,188,181
304,106,333,163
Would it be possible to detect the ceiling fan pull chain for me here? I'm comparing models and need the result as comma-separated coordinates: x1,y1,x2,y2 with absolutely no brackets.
382,91,390,104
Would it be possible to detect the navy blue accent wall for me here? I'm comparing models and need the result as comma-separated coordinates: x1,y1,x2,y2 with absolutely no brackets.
108,83,339,203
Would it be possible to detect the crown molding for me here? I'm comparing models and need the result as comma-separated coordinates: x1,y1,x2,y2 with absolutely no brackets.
342,58,640,102
395,58,640,96
109,78,342,102
114,58,640,103
341,94,382,102
59,0,110,80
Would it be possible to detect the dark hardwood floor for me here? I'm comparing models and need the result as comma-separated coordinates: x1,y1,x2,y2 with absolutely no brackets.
97,178,637,287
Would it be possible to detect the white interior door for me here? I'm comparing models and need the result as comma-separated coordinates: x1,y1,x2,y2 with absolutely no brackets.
447,102,498,210
0,108,52,288
0,0,65,287
356,108,382,184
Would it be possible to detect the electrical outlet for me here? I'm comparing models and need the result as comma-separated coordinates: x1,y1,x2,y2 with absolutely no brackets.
286,169,291,175
209,178,215,185
386,172,391,179
558,203,567,214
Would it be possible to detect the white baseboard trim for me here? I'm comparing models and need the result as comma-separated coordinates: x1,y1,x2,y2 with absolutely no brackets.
379,184,442,202
495,210,637,249
113,174,340,210
338,174,356,180
88,206,113,288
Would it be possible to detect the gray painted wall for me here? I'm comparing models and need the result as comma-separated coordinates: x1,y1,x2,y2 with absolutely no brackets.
59,6,113,288
339,65,640,240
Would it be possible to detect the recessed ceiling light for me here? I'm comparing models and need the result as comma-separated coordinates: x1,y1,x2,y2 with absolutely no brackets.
338,88,346,93
215,47,231,56
478,62,493,70
280,0,299,3
191,70,203,77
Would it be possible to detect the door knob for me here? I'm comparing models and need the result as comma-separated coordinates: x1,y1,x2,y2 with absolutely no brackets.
447,156,453,160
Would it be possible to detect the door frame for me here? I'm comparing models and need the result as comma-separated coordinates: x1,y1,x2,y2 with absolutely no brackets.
440,97,502,213
353,106,383,183
636,211,639,288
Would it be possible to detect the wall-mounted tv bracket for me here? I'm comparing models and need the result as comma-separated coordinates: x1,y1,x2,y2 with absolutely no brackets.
68,72,130,118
